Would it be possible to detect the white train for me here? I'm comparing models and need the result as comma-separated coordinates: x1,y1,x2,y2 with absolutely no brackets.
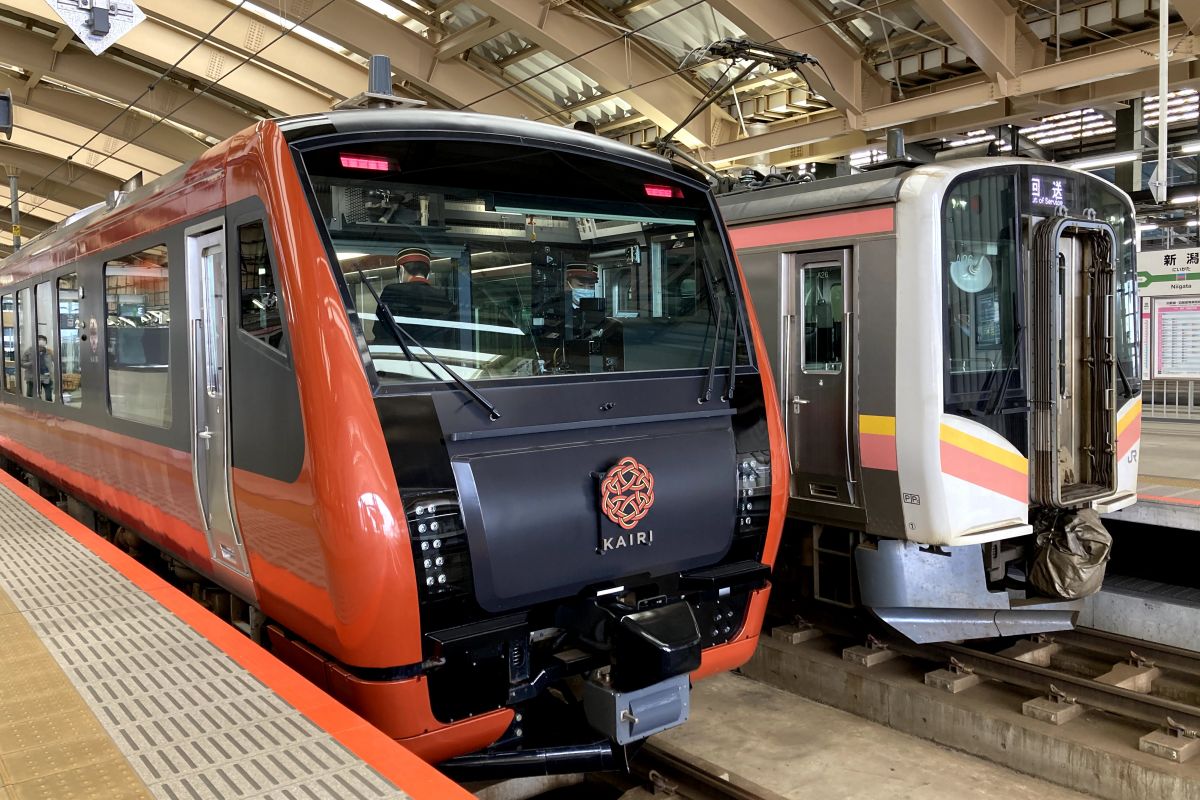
720,158,1141,641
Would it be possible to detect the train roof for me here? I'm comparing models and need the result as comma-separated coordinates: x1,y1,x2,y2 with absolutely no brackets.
716,165,910,224
2,107,689,272
717,157,1133,226
276,108,676,173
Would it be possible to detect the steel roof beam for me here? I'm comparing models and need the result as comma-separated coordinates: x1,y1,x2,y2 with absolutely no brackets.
466,0,735,149
0,147,117,206
1180,0,1200,34
13,105,176,177
1,0,331,116
705,0,890,121
2,124,157,183
912,0,1044,83
304,0,549,119
0,26,254,139
0,78,208,164
438,17,504,61
708,30,1199,165
137,0,366,106
0,203,58,249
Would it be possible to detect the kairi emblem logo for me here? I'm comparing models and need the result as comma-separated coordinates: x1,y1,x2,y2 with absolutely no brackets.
599,456,656,552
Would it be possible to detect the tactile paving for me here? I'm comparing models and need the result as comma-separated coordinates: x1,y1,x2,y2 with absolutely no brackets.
0,480,410,800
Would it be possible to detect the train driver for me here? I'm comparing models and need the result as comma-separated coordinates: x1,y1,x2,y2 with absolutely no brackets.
565,265,599,310
373,247,455,349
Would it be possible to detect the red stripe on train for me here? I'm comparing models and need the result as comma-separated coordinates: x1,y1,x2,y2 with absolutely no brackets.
728,207,894,250
939,441,1028,504
859,432,898,471
1117,415,1141,460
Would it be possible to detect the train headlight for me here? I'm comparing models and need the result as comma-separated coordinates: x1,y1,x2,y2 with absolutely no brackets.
736,451,771,538
405,493,471,602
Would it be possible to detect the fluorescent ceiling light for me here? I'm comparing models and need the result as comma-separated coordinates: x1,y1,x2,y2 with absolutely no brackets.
1182,141,1200,154
1137,223,1158,232
1067,152,1138,170
1171,195,1199,205
336,251,370,260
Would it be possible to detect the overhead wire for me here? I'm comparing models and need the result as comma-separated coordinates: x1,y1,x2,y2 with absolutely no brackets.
24,0,1163,223
21,0,338,220
457,0,710,110
22,0,900,220
18,0,251,206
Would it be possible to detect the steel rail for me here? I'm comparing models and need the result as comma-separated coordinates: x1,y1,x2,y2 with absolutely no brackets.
630,742,786,800
886,638,1200,732
1061,628,1200,680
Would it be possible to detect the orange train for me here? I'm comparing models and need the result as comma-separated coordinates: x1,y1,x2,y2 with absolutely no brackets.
0,107,786,776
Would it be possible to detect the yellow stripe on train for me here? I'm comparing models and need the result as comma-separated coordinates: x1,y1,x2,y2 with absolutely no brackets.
938,424,1028,475
859,415,896,436
1117,398,1142,437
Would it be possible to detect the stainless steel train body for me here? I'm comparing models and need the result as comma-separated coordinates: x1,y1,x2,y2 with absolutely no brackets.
720,159,1142,641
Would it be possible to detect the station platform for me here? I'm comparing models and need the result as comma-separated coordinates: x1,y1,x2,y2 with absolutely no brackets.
1104,419,1200,529
0,470,469,800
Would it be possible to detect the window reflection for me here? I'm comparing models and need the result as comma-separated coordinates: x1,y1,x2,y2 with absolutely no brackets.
943,175,1021,398
58,273,82,408
106,245,171,427
1,294,14,394
299,140,738,386
32,282,54,401
802,265,843,373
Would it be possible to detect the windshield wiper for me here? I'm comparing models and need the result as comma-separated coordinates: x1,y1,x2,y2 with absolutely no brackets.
700,293,724,403
983,321,1024,417
697,256,729,404
724,301,740,402
358,271,502,421
1115,353,1134,399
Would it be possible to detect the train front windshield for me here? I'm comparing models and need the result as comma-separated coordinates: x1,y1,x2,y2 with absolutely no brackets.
297,139,738,385
941,165,1140,428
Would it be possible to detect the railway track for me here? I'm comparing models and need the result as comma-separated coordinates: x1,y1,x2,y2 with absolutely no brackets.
876,626,1200,737
624,742,788,800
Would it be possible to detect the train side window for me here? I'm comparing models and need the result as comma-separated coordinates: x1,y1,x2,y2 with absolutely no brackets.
58,273,82,408
1,294,14,394
16,287,36,399
237,221,285,352
105,245,171,427
33,282,55,402
801,265,843,374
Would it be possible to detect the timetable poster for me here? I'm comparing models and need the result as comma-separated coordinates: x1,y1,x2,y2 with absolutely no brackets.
1154,297,1200,378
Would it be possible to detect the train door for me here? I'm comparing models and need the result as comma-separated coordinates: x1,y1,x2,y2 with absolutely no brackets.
784,248,858,505
186,223,254,593
1030,216,1117,507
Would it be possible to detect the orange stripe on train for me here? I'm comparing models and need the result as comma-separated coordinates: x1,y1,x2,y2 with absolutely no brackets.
729,207,894,250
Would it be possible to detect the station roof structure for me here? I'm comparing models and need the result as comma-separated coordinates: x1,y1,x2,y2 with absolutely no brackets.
1,0,1199,256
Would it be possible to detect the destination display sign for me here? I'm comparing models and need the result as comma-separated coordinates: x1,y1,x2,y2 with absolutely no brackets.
1029,174,1071,209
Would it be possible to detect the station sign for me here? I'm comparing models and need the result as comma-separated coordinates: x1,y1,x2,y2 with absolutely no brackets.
1137,246,1200,298
1137,247,1200,379
44,0,146,56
